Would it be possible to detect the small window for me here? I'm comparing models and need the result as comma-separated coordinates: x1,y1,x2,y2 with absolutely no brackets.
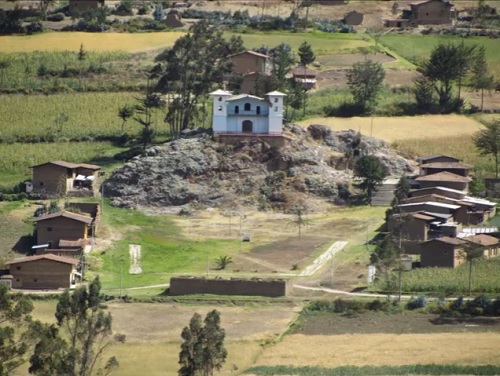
47,227,52,232
256,106,261,115
274,98,278,103
244,103,251,111
34,279,38,283
443,250,448,254
17,266,21,270
218,106,222,111
39,182,44,186
16,279,20,282
274,106,278,112
235,105,239,114
218,96,222,102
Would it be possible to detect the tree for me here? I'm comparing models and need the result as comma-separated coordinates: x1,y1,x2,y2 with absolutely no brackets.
269,43,295,91
178,310,227,376
391,175,410,207
0,284,35,375
118,104,135,134
370,235,399,291
154,20,235,138
298,41,315,67
470,46,495,111
288,203,309,239
461,241,485,296
214,256,233,270
354,155,388,204
413,77,435,112
346,59,385,112
29,277,122,376
473,120,500,178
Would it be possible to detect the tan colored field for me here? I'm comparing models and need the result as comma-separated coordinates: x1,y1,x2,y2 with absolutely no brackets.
255,333,500,368
298,115,484,143
0,32,185,53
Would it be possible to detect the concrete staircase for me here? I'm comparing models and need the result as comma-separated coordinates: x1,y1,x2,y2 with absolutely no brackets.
371,178,398,206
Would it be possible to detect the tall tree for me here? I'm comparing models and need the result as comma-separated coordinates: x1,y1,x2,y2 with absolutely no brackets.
29,277,121,376
346,59,385,113
298,41,315,67
154,20,235,138
0,285,35,375
118,104,135,134
354,155,388,204
473,120,500,178
461,240,485,296
470,46,495,111
178,310,227,376
269,43,295,91
370,235,399,291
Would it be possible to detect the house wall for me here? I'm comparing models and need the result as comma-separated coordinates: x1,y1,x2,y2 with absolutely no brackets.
410,188,465,200
241,75,257,95
169,277,290,297
37,217,88,246
411,0,452,25
226,116,270,133
32,165,73,195
388,217,428,242
229,54,267,75
10,260,75,289
417,180,468,192
69,0,100,15
36,249,82,258
420,242,461,268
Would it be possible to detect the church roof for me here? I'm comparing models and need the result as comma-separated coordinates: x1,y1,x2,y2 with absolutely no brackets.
266,91,287,97
210,89,232,96
226,94,264,102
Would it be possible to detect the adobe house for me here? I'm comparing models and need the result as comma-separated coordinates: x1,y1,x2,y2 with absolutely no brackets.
65,202,101,233
228,51,270,94
419,154,461,174
6,254,80,290
415,171,471,192
420,161,472,177
461,196,497,223
462,234,500,258
30,161,101,196
343,11,364,26
410,0,454,25
69,0,105,15
420,237,466,268
292,66,317,90
33,211,93,248
210,89,286,136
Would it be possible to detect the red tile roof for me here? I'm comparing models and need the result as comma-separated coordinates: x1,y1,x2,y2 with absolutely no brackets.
6,254,80,265
33,211,93,224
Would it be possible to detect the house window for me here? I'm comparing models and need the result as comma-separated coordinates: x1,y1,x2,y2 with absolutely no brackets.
17,266,21,270
256,106,261,115
244,103,251,111
39,182,44,186
235,105,239,114
16,279,20,282
218,106,222,111
33,279,38,283
274,98,278,103
218,96,222,102
47,227,52,232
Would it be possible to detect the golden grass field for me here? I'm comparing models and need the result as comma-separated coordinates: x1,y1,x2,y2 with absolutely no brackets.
0,32,186,53
254,333,500,368
298,115,485,143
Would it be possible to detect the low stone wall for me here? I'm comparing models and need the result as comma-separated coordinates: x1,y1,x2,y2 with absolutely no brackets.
169,276,290,297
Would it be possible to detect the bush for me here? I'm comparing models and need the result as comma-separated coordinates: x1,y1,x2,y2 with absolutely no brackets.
407,295,427,310
47,13,65,21
323,102,365,117
26,22,43,34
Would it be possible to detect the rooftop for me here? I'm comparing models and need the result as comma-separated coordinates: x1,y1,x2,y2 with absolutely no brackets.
6,254,80,265
421,162,473,169
227,50,269,59
33,211,93,225
462,234,499,246
422,236,465,246
415,171,471,183
419,154,460,163
398,201,461,210
30,161,100,170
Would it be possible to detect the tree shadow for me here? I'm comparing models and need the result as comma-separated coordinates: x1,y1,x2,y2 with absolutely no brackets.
12,235,35,255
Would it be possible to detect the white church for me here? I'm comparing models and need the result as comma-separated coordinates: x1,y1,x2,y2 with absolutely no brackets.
210,89,286,136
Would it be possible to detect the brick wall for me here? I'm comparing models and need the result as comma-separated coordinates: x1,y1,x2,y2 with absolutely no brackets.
170,277,290,297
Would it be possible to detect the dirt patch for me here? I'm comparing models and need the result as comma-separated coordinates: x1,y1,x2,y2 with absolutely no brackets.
317,67,420,89
296,312,500,335
108,302,299,343
317,53,396,68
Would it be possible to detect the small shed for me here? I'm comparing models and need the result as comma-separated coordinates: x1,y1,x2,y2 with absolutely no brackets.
6,254,80,290
420,237,466,268
344,11,364,26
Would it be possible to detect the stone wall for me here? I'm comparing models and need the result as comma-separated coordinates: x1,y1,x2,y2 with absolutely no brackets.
169,277,290,297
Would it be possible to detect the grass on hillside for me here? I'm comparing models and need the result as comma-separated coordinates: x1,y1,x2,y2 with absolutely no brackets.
380,34,500,78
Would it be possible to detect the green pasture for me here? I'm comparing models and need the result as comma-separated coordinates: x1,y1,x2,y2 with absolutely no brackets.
0,141,125,192
380,34,500,77
373,258,500,295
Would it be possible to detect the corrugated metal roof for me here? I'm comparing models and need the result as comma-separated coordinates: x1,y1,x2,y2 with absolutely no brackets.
422,236,465,245
227,50,269,59
226,94,264,102
421,162,472,169
398,201,460,209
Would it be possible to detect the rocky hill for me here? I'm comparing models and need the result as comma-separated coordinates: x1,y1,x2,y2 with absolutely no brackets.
105,124,413,211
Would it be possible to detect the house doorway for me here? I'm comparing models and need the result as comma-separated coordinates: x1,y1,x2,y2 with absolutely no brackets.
242,120,253,133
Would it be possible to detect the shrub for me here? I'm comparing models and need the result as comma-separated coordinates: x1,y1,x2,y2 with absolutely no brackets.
47,13,65,22
407,295,427,310
323,102,365,117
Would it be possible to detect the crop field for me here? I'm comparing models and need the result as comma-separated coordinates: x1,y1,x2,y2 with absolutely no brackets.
380,35,500,77
374,258,500,295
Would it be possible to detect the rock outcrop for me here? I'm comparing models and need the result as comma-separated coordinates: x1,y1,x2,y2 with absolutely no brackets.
105,124,413,209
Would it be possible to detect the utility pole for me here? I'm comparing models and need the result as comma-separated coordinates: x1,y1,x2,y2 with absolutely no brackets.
119,266,123,301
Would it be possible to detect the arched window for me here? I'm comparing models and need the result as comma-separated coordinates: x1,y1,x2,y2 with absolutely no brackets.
218,96,222,102
244,103,251,111
256,106,261,115
235,105,239,114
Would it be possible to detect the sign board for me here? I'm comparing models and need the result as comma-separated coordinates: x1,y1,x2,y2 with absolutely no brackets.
367,265,376,284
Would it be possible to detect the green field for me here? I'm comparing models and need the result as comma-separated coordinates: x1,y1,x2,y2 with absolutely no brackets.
380,34,500,77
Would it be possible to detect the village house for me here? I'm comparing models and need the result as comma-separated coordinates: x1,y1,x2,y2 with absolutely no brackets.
419,237,466,268
69,0,104,15
33,211,93,248
409,0,455,25
408,186,466,200
228,50,270,94
420,161,472,177
343,11,364,26
384,18,410,28
462,234,500,258
210,89,286,136
415,171,471,192
6,254,80,290
30,161,101,196
292,66,317,90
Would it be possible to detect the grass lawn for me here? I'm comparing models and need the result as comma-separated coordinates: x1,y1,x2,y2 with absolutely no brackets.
0,201,32,258
380,34,500,77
